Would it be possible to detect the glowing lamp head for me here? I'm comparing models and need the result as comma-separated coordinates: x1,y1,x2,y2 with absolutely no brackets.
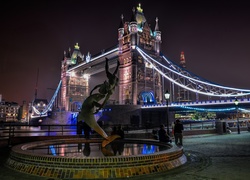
164,90,170,100
234,98,239,106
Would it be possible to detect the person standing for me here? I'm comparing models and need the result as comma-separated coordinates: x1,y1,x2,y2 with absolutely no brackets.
82,121,91,139
77,120,83,136
117,124,124,139
111,126,117,136
174,119,184,146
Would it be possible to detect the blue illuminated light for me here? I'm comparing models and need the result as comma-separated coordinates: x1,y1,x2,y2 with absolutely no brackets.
49,145,57,156
142,144,156,154
179,106,236,112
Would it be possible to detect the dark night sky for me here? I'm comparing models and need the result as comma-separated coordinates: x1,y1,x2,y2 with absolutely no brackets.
1,0,250,104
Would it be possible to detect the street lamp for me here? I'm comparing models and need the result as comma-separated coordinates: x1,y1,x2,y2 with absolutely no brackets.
164,90,170,136
234,98,240,134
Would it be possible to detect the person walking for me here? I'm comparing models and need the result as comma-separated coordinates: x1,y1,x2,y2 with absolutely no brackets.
174,119,184,146
111,126,117,136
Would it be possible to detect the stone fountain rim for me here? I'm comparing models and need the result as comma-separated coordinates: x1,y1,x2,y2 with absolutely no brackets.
11,137,182,158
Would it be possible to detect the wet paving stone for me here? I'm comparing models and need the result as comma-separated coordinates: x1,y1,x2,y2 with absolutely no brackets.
1,132,250,180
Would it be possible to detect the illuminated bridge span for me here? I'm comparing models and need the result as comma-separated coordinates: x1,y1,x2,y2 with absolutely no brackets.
31,80,62,119
136,47,250,98
36,3,250,116
59,45,250,113
35,42,250,117
142,98,250,113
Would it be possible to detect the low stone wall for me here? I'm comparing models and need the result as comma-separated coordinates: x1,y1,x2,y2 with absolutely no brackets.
6,138,187,179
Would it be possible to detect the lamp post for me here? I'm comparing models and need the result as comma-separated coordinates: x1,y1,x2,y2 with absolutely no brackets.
234,98,240,134
164,90,170,136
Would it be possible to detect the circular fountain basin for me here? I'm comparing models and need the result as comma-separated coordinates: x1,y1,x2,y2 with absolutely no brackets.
6,138,187,179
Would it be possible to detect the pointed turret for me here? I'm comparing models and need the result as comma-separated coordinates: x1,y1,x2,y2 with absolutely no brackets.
119,14,124,29
66,47,71,58
63,50,66,60
71,43,84,65
86,52,91,63
130,7,137,22
130,7,138,49
135,3,146,25
154,17,161,54
154,17,159,31
118,14,124,39
130,7,137,33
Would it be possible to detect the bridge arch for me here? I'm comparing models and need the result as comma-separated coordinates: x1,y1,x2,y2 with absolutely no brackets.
70,101,82,112
139,91,156,105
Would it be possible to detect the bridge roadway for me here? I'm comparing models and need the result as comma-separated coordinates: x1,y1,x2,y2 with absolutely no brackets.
67,46,119,76
0,131,250,179
142,97,250,109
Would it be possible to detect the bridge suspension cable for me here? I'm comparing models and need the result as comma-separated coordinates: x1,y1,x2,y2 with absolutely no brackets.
32,80,62,115
136,47,250,97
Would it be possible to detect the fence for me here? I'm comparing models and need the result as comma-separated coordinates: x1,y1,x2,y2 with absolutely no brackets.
0,120,217,140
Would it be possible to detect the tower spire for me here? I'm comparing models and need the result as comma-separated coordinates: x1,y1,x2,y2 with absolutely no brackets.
119,14,124,28
154,17,161,54
130,7,136,22
155,17,159,31
34,68,39,99
118,14,125,39
180,51,186,68
137,3,143,13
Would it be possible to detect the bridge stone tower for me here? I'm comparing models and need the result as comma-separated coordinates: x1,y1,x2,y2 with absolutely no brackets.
61,43,89,111
118,4,163,105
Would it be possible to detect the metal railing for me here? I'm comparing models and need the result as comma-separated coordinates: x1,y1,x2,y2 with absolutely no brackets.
182,120,216,130
0,124,78,139
0,120,218,140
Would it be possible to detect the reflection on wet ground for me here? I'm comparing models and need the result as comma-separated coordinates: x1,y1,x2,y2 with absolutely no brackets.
27,142,169,157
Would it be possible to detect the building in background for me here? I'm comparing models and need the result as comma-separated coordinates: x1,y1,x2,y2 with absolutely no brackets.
0,101,20,122
20,100,28,121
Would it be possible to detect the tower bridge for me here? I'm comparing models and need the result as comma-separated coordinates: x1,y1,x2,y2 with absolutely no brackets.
32,4,250,126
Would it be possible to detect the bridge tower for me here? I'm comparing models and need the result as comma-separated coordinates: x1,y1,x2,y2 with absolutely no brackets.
118,4,163,105
61,43,89,111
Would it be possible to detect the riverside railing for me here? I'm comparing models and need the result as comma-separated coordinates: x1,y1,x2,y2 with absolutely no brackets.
0,124,78,139
0,120,218,140
182,120,216,130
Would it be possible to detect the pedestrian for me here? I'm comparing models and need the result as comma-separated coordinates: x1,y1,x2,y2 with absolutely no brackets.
111,126,117,136
174,119,184,146
158,124,171,143
110,124,125,155
171,122,175,137
152,129,159,140
117,124,124,139
77,120,83,135
82,121,91,139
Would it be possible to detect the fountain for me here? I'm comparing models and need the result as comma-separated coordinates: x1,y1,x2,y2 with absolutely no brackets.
6,138,186,179
5,58,187,179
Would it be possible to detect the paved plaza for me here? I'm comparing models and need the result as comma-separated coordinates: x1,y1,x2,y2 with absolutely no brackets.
0,132,250,180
